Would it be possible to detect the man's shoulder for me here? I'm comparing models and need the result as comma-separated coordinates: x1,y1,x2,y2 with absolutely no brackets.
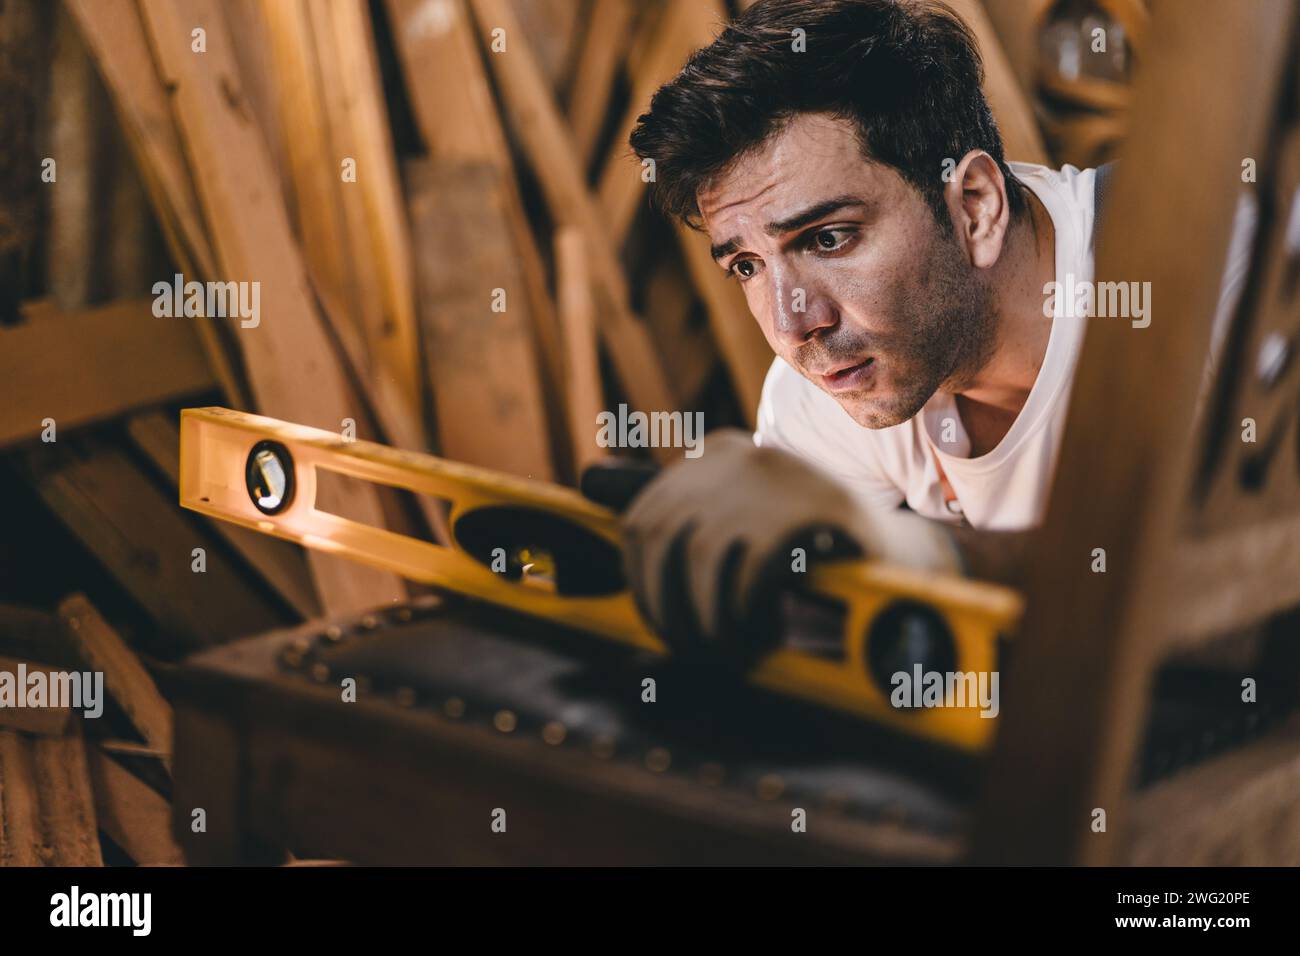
1009,160,1097,206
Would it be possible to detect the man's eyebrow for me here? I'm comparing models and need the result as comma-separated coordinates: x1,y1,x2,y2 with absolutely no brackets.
710,238,740,261
764,196,868,236
709,196,868,262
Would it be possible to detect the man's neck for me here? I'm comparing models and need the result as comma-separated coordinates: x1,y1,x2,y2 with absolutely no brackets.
951,187,1057,456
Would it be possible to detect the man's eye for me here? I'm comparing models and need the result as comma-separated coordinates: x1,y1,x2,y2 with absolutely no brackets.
729,259,759,280
812,229,852,252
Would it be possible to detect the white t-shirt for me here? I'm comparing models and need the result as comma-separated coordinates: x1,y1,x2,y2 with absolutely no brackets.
754,162,1253,531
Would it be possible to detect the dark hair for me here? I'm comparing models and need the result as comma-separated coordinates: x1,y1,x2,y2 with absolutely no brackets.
629,0,1025,227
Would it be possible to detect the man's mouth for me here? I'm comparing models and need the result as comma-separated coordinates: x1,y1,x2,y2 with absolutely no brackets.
818,356,875,392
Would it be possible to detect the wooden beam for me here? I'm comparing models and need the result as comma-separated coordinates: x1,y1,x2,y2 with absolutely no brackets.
597,0,769,425
0,727,102,865
65,0,249,410
0,0,46,322
303,0,424,428
58,594,174,769
1125,716,1300,865
642,242,716,407
945,0,1049,165
405,159,558,480
255,0,358,329
385,0,559,480
555,227,603,473
566,0,635,167
510,0,584,94
0,729,42,865
44,4,114,310
137,0,406,614
0,604,78,670
25,437,284,651
971,0,1292,865
468,0,678,454
87,745,184,865
981,0,1050,92
596,0,726,247
0,297,216,449
126,409,321,619
676,224,769,425
0,656,74,737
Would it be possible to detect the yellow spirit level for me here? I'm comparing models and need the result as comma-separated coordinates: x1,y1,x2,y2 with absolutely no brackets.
179,407,1022,750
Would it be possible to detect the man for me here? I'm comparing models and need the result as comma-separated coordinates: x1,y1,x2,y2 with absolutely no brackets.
617,0,1250,653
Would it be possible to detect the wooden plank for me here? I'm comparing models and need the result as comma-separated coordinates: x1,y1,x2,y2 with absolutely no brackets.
0,297,216,449
44,4,114,310
0,656,74,737
642,249,716,407
256,0,359,345
0,729,42,865
58,594,173,769
676,224,769,425
137,0,406,614
0,0,46,323
25,437,284,651
945,0,1049,165
597,0,726,247
0,604,78,670
1125,717,1300,866
973,0,1051,118
66,0,248,409
87,745,184,865
598,0,768,424
303,0,423,427
100,738,170,761
0,727,103,865
406,159,558,480
510,0,583,94
566,0,635,166
971,0,1292,865
468,0,677,453
555,227,603,473
1162,511,1300,645
126,410,321,619
221,0,291,202
385,0,558,480
32,729,103,865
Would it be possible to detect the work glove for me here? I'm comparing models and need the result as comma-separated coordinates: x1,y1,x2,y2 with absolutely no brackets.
583,428,963,667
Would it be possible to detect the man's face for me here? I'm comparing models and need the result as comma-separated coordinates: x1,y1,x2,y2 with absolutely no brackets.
698,113,995,428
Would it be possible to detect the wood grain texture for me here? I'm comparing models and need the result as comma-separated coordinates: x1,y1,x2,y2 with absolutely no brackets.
65,0,249,410
0,657,74,737
406,158,557,479
555,227,604,473
971,0,1293,865
468,0,678,453
386,0,558,479
87,746,184,865
58,594,173,769
599,0,768,424
25,438,283,651
0,298,215,449
126,410,321,619
136,0,406,614
0,727,102,866
1125,716,1300,866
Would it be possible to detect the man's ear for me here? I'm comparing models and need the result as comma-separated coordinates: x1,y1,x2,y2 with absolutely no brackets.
943,150,1011,269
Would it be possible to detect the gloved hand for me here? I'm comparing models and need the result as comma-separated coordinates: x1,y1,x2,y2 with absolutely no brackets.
594,429,963,666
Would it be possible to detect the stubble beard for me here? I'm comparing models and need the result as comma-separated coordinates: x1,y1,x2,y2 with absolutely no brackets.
827,223,998,429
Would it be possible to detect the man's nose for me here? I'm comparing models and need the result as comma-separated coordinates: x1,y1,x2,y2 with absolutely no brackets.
770,279,837,348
